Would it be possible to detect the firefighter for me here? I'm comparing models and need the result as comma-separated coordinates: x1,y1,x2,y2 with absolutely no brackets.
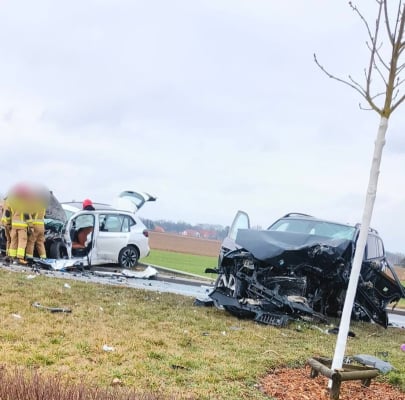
82,198,95,211
25,197,47,260
8,187,32,265
0,197,12,260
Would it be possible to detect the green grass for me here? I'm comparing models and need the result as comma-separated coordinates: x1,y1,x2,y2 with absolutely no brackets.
0,268,404,399
141,249,217,278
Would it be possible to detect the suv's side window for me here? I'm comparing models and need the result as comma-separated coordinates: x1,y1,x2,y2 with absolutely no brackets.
366,235,384,259
376,237,384,257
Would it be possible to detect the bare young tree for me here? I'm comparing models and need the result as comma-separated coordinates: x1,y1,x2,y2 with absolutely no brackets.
314,0,405,383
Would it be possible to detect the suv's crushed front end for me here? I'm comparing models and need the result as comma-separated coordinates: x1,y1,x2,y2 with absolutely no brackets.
209,229,404,328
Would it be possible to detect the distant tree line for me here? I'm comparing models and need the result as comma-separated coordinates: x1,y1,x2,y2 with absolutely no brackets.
141,218,229,240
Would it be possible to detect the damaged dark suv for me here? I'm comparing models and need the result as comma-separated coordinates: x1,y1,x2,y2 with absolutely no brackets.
209,212,405,328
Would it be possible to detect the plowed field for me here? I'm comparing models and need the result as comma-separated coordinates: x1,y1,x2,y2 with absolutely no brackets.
148,231,220,257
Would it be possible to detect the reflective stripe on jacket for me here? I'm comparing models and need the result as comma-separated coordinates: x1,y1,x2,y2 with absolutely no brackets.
10,198,32,229
32,207,46,226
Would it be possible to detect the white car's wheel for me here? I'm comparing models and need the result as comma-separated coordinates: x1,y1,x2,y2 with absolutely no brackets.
118,246,139,268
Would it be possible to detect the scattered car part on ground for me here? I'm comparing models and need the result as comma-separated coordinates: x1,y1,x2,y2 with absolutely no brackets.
32,302,72,313
352,354,395,373
209,211,405,328
90,266,158,279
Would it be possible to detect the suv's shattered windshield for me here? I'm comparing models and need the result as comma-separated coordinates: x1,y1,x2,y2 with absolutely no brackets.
268,218,356,240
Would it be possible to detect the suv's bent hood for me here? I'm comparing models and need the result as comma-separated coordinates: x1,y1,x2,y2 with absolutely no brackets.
46,192,67,223
235,229,352,262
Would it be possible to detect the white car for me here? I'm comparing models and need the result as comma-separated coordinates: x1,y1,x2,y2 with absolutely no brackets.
43,190,156,269
63,208,150,268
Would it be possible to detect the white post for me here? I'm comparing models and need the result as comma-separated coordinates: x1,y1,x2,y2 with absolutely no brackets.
328,116,389,386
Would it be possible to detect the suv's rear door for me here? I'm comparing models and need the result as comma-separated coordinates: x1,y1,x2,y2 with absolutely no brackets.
112,191,156,213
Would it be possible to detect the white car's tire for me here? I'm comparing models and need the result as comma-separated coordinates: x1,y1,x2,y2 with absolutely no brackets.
118,246,139,268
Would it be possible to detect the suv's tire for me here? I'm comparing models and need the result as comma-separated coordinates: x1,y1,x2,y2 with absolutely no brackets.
118,246,139,268
49,241,67,259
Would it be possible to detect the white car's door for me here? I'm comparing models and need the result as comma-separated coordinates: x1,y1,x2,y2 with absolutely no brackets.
96,213,131,263
219,210,250,264
64,212,96,264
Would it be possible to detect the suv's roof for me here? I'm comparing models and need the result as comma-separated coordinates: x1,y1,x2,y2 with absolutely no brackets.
270,212,379,235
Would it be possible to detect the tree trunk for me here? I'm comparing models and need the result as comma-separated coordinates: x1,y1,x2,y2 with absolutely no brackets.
329,116,389,380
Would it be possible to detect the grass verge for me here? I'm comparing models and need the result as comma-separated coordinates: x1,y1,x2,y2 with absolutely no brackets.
0,268,404,399
141,250,217,277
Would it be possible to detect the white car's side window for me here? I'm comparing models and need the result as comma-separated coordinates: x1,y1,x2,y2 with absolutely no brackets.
99,214,131,233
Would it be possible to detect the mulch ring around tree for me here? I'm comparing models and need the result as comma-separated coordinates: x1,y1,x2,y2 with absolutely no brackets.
260,366,405,400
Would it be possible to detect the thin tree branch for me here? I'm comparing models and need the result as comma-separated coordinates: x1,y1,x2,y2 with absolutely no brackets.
371,4,383,94
383,1,405,115
394,77,405,88
359,102,374,111
373,61,389,86
383,0,395,44
371,91,387,100
315,0,404,118
349,74,367,92
391,93,405,112
392,1,404,42
366,41,390,71
350,2,379,45
313,54,366,94
392,88,400,101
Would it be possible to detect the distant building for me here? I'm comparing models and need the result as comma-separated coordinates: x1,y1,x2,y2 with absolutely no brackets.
181,229,201,238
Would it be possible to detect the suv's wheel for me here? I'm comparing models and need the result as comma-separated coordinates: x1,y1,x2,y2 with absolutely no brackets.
118,246,139,268
49,241,67,259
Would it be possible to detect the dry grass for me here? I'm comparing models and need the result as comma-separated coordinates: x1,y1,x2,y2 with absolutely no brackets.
0,368,169,400
0,268,404,400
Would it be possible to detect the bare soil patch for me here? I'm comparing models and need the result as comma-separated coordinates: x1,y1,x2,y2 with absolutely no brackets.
395,266,405,281
261,366,405,400
149,232,220,257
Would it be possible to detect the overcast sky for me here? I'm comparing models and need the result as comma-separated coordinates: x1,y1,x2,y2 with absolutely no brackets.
0,0,404,251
